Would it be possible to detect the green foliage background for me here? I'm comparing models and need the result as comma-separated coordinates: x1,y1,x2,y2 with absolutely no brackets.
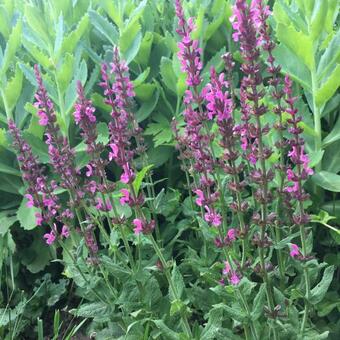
0,0,339,338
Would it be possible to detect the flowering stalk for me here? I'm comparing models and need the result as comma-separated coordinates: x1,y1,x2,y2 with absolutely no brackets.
284,75,313,335
231,1,278,336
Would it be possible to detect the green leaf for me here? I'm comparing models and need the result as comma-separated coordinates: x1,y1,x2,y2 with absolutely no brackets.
0,211,17,236
134,83,156,101
212,303,247,323
152,320,179,340
132,67,150,87
136,88,159,122
17,198,40,230
309,266,335,304
56,53,74,93
0,5,10,39
310,0,328,39
123,31,142,64
135,32,154,66
160,57,177,93
170,263,185,301
0,162,21,177
323,115,340,147
60,13,89,56
323,140,340,173
170,299,185,316
70,302,110,321
133,164,153,195
89,10,119,46
312,171,340,192
276,23,314,70
251,284,266,321
1,18,22,75
120,21,141,53
316,64,340,107
24,5,50,48
3,63,23,113
23,41,52,69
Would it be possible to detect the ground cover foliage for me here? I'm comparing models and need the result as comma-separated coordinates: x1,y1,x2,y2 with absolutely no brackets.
0,0,339,339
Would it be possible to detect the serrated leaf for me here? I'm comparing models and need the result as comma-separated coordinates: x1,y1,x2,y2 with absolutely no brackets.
60,14,89,56
276,23,314,70
56,53,74,92
310,0,328,39
316,64,340,107
1,18,22,75
170,263,185,301
3,63,23,114
89,10,119,46
23,41,52,69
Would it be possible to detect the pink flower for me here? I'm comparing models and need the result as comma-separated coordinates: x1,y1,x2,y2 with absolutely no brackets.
95,197,104,210
120,164,134,184
133,218,143,235
193,189,205,206
223,261,231,275
109,143,119,161
227,228,236,241
204,206,222,227
61,225,70,238
120,189,130,205
38,110,48,126
86,164,93,177
43,230,56,245
230,272,240,285
25,194,34,207
290,243,300,258
35,212,43,225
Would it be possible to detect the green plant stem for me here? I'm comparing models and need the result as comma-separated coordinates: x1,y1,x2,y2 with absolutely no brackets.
149,235,192,338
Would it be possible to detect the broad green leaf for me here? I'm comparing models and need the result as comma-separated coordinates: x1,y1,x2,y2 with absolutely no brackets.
17,198,40,230
54,14,64,56
3,63,23,114
135,32,154,66
60,13,89,56
212,303,247,323
276,23,314,70
132,67,150,87
0,162,21,177
136,88,159,122
309,150,324,167
89,10,119,46
160,57,177,93
134,83,156,101
309,266,335,305
0,5,10,39
316,64,340,107
312,171,340,192
317,21,340,78
101,0,123,29
56,53,74,93
251,284,266,321
23,41,52,69
127,0,147,26
1,18,22,75
24,5,50,48
152,320,179,340
170,299,185,316
133,164,153,195
323,141,340,173
70,302,110,320
310,0,328,39
323,115,340,147
0,211,17,236
325,0,340,33
123,31,142,64
205,9,226,41
120,22,141,53
170,263,185,301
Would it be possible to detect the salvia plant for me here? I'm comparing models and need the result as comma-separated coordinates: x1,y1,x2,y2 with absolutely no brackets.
1,0,340,339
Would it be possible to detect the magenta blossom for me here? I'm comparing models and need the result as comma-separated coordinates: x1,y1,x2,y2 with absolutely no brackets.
204,206,222,227
43,230,56,245
61,225,70,238
290,243,300,258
